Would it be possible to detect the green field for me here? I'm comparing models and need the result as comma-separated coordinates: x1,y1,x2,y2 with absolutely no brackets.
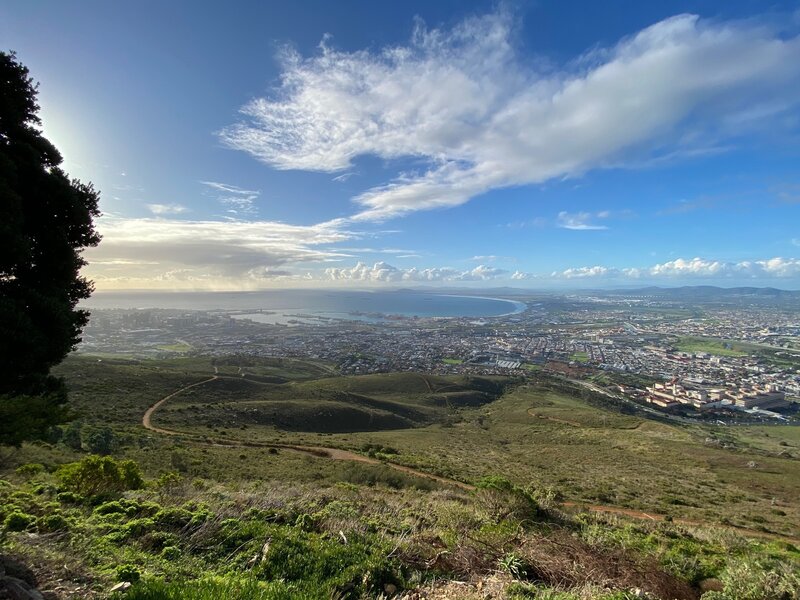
2,354,798,598
156,341,193,353
674,336,752,357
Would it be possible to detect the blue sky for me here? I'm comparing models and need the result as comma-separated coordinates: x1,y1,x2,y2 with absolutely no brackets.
3,0,800,289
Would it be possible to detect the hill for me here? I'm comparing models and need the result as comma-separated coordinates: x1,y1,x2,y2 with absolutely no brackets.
0,355,798,599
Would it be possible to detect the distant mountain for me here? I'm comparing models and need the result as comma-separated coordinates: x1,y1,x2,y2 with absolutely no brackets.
603,285,798,297
595,286,800,303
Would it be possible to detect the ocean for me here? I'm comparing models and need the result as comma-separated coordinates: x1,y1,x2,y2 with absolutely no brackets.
82,290,526,322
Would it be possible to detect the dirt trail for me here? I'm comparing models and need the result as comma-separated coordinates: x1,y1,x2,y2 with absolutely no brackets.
142,375,799,544
142,376,218,434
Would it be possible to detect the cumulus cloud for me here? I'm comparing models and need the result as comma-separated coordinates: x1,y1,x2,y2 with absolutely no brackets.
325,262,507,282
557,211,609,230
220,11,800,221
646,257,800,278
510,257,800,281
146,203,188,215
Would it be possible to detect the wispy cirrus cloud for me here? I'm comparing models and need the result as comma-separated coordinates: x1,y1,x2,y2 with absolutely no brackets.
556,211,609,230
200,180,261,217
219,10,800,222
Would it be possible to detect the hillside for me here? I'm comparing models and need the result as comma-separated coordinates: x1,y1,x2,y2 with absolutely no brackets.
1,355,799,599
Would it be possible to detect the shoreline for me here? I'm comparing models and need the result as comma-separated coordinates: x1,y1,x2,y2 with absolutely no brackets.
436,293,527,316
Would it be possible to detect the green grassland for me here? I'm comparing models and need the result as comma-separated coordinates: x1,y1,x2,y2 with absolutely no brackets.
2,353,799,598
49,355,800,537
569,351,589,363
674,337,753,357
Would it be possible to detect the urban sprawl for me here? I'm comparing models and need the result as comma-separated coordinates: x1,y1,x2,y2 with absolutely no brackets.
80,292,800,424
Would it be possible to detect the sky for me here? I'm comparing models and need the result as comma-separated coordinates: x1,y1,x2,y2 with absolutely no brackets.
3,0,800,290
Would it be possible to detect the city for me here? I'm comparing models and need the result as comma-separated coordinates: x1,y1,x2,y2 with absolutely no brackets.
79,289,800,425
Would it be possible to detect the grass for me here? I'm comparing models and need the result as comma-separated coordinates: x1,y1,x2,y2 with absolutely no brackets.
154,371,510,434
569,352,589,363
156,342,193,353
442,357,463,365
5,353,800,597
4,453,799,600
674,337,751,357
44,355,800,539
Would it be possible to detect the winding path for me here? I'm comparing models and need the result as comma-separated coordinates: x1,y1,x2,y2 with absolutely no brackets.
142,375,800,544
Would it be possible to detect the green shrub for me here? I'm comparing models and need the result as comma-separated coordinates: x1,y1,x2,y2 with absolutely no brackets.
15,463,46,478
94,500,127,515
475,476,540,523
31,482,57,496
86,427,117,455
160,546,181,560
498,552,530,580
37,513,70,532
294,513,316,532
56,491,84,504
701,557,800,600
154,506,194,528
122,518,156,539
217,519,270,554
116,564,142,583
141,531,180,552
255,528,399,598
4,511,35,532
57,455,144,499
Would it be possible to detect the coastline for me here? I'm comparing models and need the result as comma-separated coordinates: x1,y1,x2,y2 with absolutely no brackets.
436,293,527,316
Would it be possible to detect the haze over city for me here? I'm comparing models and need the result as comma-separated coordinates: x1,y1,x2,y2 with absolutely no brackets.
3,0,800,290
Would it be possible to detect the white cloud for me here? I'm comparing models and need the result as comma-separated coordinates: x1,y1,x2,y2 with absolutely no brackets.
83,215,352,289
146,203,188,215
511,257,800,281
220,11,800,221
647,256,800,278
200,180,260,216
324,262,507,283
556,211,609,230
199,181,260,196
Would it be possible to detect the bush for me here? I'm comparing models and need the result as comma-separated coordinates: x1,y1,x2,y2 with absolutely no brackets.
56,491,84,504
57,455,144,499
122,518,156,539
116,564,142,583
141,531,180,552
86,427,117,455
160,546,181,560
154,506,194,529
37,513,70,532
701,558,800,600
4,511,35,532
94,500,127,515
498,552,530,580
15,463,45,478
255,528,399,598
475,476,540,523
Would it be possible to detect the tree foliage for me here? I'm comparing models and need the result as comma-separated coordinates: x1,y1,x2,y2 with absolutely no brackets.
0,51,100,445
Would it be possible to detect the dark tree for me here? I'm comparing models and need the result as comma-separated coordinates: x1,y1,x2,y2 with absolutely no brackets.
0,51,100,445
